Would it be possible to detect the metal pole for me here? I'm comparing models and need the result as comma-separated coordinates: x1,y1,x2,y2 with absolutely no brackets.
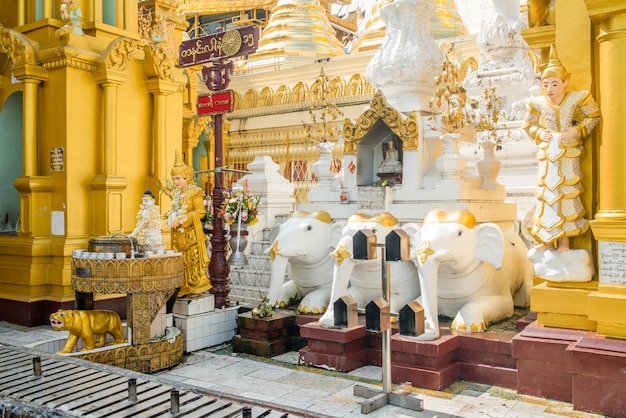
128,378,137,402
381,248,391,394
32,357,41,377
170,389,180,414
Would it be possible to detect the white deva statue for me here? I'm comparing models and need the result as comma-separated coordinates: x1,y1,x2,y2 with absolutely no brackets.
130,190,164,252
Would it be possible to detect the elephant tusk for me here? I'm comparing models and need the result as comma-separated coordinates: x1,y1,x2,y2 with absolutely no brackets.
416,240,434,263
333,242,351,266
269,241,279,262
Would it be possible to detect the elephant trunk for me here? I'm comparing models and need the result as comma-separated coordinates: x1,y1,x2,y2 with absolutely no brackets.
417,249,450,340
267,254,290,307
319,258,354,327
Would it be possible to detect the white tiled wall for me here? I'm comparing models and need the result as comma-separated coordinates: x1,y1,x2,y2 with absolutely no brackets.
174,305,239,353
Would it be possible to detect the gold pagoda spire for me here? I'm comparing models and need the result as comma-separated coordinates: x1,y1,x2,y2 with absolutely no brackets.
252,0,345,62
352,0,468,53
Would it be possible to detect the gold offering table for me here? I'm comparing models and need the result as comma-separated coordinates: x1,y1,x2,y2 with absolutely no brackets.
71,254,184,372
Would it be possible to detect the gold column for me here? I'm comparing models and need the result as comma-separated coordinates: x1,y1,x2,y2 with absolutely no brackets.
11,65,52,237
92,71,129,236
587,3,626,338
17,1,25,26
122,0,138,33
43,0,52,19
21,78,39,177
145,79,179,181
103,82,118,174
92,0,102,24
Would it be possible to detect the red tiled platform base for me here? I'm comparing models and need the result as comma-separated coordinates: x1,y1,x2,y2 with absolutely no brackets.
458,332,518,389
512,322,586,402
391,329,459,390
569,333,626,417
232,310,298,357
299,321,368,372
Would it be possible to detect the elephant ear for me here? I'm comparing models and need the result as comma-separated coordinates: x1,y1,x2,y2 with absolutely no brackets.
476,223,505,269
329,220,346,250
400,222,421,253
268,224,281,244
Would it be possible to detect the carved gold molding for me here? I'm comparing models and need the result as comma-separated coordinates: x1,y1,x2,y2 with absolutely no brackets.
100,37,139,72
71,256,182,294
233,73,374,110
343,90,419,154
77,333,184,373
0,24,40,66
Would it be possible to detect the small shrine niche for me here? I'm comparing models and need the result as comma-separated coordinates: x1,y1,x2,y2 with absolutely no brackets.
343,90,418,189
355,120,403,186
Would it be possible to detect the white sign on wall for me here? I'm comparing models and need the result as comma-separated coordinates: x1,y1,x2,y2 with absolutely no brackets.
51,211,65,236
598,241,626,285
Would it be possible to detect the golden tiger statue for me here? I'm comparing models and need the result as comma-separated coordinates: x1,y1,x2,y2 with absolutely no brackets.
50,309,127,354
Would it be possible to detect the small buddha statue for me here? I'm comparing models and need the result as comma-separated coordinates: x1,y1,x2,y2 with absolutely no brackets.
130,190,164,253
377,140,402,175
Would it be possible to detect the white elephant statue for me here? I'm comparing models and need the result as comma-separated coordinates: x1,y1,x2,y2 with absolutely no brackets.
319,212,421,328
414,209,533,340
264,211,344,314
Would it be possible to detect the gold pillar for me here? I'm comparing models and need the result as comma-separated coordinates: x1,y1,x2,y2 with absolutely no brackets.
11,65,52,237
92,71,129,236
43,0,52,19
17,1,25,26
123,0,138,33
587,3,626,339
145,78,179,180
103,82,117,174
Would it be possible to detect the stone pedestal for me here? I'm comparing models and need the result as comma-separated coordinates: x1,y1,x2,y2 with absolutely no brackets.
457,332,518,389
232,310,318,358
511,323,586,402
569,334,626,417
233,310,297,357
390,331,459,391
299,322,369,372
512,321,626,416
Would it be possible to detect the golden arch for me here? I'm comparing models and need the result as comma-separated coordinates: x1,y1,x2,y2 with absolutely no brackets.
342,90,419,154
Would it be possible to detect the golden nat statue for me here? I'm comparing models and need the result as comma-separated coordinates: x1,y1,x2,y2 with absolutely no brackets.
50,309,127,354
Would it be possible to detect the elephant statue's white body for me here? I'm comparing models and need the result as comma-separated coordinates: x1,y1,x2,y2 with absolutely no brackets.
264,211,344,314
415,209,533,340
319,213,420,328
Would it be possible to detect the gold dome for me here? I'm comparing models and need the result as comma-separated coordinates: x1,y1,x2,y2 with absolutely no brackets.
352,0,469,54
252,0,345,61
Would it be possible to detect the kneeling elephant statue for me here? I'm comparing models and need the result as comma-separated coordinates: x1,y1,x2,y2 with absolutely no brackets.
264,211,344,314
415,209,533,340
319,212,420,327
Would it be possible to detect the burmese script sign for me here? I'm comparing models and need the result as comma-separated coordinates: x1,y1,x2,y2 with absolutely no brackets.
197,90,234,116
179,25,260,67
598,241,626,285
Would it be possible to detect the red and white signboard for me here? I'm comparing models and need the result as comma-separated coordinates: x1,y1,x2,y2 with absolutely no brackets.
197,90,234,115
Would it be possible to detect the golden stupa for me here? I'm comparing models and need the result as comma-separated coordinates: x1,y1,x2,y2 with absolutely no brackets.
352,0,469,53
251,0,345,63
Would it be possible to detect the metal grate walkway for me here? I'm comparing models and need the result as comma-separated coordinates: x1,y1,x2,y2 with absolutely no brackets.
0,345,305,417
